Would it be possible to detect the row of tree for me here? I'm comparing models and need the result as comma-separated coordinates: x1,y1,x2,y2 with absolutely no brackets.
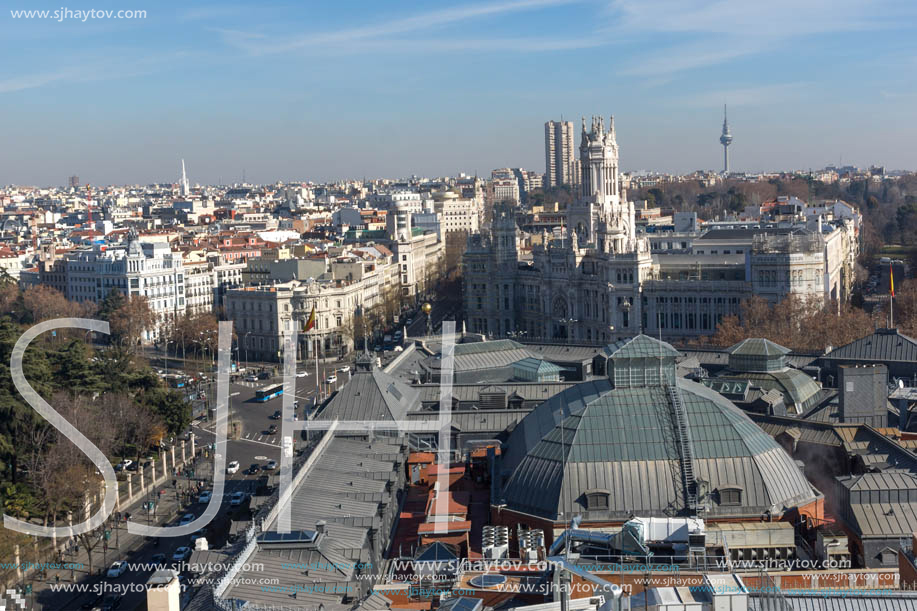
0,281,191,560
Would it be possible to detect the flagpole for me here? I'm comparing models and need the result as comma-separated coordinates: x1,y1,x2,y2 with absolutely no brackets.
890,263,895,329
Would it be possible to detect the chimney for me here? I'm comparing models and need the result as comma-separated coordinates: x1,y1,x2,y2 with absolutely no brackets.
316,520,326,535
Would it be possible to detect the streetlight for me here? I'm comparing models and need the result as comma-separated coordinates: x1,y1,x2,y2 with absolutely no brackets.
243,332,252,371
422,302,432,336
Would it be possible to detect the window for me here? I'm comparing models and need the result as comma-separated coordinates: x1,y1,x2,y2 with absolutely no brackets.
718,487,743,506
584,489,610,511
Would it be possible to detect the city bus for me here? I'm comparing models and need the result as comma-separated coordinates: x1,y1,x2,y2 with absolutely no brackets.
255,384,283,402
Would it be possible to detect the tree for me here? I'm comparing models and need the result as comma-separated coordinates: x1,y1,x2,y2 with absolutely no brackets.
109,295,155,349
139,388,191,436
21,285,94,324
98,289,126,322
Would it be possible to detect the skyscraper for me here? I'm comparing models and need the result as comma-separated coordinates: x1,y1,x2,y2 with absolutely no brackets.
68,175,79,188
719,104,733,175
544,120,576,189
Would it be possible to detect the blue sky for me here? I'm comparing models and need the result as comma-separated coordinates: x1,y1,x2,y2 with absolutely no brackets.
1,0,916,186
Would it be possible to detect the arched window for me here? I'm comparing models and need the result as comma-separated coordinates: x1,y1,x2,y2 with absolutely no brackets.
718,486,743,506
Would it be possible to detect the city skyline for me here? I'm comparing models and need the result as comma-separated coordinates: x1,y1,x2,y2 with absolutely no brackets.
2,0,916,185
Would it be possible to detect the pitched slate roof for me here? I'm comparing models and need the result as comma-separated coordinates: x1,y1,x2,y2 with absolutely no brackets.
315,366,419,422
823,328,917,363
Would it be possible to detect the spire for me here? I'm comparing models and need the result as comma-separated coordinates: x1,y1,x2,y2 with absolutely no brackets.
719,104,733,174
181,159,190,197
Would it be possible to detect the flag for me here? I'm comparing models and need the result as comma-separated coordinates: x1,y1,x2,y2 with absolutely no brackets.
890,263,895,298
304,305,316,332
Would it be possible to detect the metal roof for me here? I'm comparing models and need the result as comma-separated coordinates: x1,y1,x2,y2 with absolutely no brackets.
501,378,816,520
749,594,917,611
603,334,681,359
823,328,917,363
727,338,791,357
315,367,419,422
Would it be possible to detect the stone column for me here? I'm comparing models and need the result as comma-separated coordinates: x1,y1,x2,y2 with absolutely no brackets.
191,433,196,458
170,446,176,473
127,473,133,502
181,440,186,464
139,465,145,494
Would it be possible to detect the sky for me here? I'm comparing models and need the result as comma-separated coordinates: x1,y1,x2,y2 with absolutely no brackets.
1,0,916,186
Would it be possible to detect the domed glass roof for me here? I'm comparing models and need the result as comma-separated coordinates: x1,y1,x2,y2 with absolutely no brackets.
500,338,817,521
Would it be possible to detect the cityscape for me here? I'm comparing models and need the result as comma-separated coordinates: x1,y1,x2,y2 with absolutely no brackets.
2,3,917,611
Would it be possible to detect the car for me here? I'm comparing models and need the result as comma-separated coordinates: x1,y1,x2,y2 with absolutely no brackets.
106,561,127,578
198,490,212,504
179,513,195,526
267,424,278,435
126,461,139,472
244,374,258,382
230,491,246,507
325,374,337,384
151,553,167,566
190,528,206,543
271,410,281,419
81,594,105,609
265,460,277,470
296,370,309,377
394,345,404,352
373,346,382,352
248,463,261,474
257,371,271,380
172,546,191,562
99,593,122,611
226,461,240,474
339,366,350,373
406,318,413,325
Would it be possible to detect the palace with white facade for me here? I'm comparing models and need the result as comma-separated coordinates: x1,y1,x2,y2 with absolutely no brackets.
463,115,859,343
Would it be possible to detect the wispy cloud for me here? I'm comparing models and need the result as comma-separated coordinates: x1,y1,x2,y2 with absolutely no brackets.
603,0,915,76
0,71,73,94
0,52,190,95
221,0,580,55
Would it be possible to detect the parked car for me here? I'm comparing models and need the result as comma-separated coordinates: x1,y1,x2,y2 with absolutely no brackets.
230,491,246,507
339,366,350,373
126,461,139,472
267,424,278,435
172,546,191,562
198,490,212,504
244,374,258,382
106,561,127,578
406,318,413,325
257,371,270,380
226,461,240,474
265,460,277,470
296,371,309,377
271,410,281,420
179,513,195,526
325,374,337,384
151,553,167,566
248,463,260,474
190,528,206,543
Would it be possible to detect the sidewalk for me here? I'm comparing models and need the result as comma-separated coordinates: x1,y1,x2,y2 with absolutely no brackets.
29,455,214,609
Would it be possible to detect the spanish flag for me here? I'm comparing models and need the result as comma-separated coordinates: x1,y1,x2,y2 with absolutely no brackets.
304,305,316,332
890,263,895,298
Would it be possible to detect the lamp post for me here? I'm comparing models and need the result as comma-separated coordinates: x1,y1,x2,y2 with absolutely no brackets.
422,302,432,337
244,332,252,371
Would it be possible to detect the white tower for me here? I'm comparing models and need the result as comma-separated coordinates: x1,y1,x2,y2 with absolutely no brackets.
576,115,635,253
180,159,190,197
719,105,733,175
